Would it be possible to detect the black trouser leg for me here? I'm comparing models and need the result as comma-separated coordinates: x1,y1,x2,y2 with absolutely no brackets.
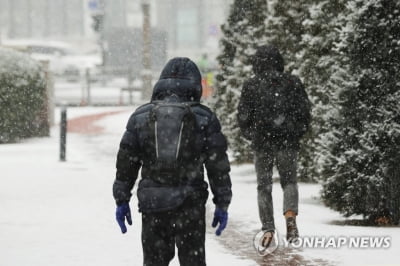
175,202,206,266
275,148,299,215
142,212,175,266
255,149,275,232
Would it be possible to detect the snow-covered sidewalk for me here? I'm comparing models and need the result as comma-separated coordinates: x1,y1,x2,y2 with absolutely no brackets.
1,106,399,266
0,107,252,266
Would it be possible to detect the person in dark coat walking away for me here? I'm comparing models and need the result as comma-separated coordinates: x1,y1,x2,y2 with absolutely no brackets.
113,57,232,266
238,45,311,246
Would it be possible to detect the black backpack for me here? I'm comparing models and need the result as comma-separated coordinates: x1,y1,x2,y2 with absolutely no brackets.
145,101,200,185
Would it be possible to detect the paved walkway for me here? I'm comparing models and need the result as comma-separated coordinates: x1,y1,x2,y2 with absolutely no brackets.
67,110,127,134
65,110,331,265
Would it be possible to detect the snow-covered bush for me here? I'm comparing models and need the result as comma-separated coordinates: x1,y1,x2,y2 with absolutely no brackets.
0,48,48,143
320,0,400,225
293,0,351,182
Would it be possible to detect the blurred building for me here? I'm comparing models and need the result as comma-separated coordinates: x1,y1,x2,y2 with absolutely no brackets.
0,0,86,41
101,0,233,61
98,0,232,76
0,0,233,68
156,0,233,60
0,0,233,51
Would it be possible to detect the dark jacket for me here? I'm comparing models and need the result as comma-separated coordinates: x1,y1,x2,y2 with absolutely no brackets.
238,45,311,150
113,57,232,212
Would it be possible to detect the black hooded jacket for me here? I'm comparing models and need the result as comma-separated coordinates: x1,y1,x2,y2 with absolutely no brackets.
113,57,232,212
238,45,311,149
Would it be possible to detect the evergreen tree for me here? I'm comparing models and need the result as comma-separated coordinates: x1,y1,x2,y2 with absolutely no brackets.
321,0,400,224
296,0,349,182
265,0,309,72
213,0,268,162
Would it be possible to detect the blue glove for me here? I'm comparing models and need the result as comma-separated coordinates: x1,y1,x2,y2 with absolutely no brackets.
116,202,132,234
212,208,228,236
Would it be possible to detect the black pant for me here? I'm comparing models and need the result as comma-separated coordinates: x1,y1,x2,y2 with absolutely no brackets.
142,199,206,266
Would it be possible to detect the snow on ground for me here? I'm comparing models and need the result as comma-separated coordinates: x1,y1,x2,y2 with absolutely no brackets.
1,106,400,266
54,77,147,106
226,165,400,265
54,80,143,106
0,107,252,266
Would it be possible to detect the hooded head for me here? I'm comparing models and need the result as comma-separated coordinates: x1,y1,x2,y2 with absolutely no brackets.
251,45,285,75
151,57,202,102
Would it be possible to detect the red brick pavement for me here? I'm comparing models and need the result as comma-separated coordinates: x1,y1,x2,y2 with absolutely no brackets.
67,110,127,134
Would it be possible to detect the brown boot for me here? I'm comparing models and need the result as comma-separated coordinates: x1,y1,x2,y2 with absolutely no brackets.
286,216,299,243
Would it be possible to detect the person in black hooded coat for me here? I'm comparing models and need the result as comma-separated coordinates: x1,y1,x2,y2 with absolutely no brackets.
238,45,311,245
113,57,232,266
